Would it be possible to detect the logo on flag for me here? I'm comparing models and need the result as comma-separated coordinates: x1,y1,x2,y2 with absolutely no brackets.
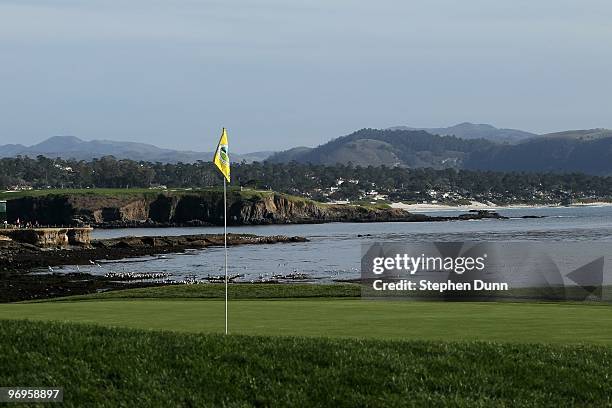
213,128,230,182
219,144,229,165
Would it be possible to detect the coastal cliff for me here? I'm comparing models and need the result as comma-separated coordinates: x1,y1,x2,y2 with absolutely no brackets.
6,191,435,227
5,190,507,228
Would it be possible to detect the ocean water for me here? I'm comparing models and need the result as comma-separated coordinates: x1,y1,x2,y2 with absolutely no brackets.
46,206,612,283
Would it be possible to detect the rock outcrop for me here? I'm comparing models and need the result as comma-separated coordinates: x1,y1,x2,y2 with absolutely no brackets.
5,191,507,228
0,232,308,273
5,192,426,227
0,233,309,302
0,228,92,247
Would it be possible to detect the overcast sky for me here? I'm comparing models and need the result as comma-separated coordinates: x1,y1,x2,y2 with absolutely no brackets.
1,0,611,153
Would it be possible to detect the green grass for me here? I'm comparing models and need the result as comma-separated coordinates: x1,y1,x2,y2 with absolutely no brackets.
2,299,612,344
0,188,159,200
31,282,612,304
0,187,316,206
30,283,361,302
0,187,266,200
0,186,354,208
350,200,392,209
3,287,612,405
1,319,611,407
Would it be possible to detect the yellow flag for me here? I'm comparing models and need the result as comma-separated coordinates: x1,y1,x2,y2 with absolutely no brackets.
213,128,230,182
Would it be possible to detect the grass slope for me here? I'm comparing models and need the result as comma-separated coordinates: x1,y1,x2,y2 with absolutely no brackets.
2,299,612,344
1,320,611,407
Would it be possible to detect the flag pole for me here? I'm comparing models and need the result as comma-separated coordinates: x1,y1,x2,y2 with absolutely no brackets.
213,127,230,335
224,177,228,335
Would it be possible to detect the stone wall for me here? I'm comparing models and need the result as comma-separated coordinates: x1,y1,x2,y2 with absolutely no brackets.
0,228,92,247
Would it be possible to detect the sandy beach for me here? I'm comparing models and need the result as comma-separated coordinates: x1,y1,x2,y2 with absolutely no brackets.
390,201,612,212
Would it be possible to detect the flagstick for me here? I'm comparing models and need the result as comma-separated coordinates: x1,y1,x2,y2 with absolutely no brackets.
223,177,228,335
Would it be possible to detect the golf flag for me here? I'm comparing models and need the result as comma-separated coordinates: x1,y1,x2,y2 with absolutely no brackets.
213,128,231,334
214,128,230,182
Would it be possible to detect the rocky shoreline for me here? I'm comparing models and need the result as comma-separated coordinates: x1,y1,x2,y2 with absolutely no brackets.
0,233,307,302
0,207,525,302
90,209,511,228
0,233,308,273
0,272,158,303
0,210,508,273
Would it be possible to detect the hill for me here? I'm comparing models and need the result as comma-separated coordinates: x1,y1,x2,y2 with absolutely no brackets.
388,122,536,143
270,127,612,175
5,127,612,174
0,136,273,163
465,129,612,175
268,128,493,168
538,128,612,141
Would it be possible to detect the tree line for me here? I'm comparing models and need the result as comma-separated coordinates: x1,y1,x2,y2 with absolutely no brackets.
1,155,611,204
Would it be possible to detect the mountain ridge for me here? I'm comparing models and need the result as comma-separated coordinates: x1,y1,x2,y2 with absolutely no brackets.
4,124,612,175
387,122,536,143
0,136,274,163
268,128,493,168
269,126,612,175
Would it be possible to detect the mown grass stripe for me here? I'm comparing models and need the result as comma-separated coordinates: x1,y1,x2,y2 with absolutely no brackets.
2,299,612,344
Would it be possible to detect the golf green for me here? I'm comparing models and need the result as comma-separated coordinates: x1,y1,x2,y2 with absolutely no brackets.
1,299,611,344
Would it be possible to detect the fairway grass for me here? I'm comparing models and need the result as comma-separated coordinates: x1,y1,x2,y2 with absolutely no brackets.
2,299,612,344
1,320,611,407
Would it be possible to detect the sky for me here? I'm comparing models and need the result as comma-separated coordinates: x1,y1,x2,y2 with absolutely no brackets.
1,0,611,153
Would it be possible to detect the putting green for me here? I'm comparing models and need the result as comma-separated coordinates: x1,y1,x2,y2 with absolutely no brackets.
1,299,612,344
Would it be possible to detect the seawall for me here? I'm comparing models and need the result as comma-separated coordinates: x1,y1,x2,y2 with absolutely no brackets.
0,227,92,247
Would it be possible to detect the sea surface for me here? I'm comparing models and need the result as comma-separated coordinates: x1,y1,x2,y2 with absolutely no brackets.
44,206,612,283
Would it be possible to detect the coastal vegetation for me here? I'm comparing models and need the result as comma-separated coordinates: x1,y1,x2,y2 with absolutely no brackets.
2,156,612,205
